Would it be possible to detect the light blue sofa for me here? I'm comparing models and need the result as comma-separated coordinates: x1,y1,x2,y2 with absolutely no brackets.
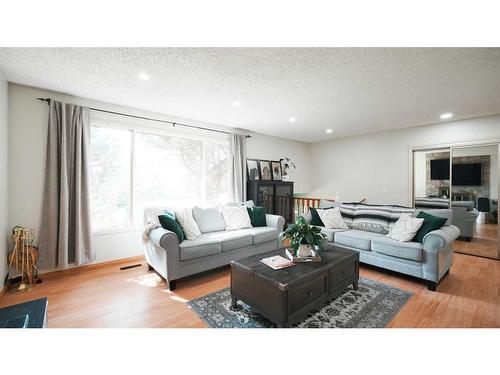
304,201,460,291
144,205,285,290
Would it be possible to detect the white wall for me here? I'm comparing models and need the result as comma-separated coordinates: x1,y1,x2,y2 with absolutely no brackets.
308,115,500,205
8,83,312,272
413,151,427,198
246,132,311,194
0,72,7,288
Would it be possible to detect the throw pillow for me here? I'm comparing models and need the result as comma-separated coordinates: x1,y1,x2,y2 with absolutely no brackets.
221,206,252,231
386,214,424,242
247,206,267,227
412,211,448,243
192,206,226,233
309,207,325,226
158,213,185,243
316,207,349,229
174,208,201,240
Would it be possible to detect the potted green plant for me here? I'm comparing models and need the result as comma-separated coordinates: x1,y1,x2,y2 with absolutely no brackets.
283,216,326,257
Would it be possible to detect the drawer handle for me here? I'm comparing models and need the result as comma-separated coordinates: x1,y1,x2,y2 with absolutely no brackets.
308,291,313,297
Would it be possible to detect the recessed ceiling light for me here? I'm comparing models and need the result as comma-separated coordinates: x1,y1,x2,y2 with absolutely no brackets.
326,129,333,134
233,101,241,106
138,72,150,81
440,112,453,119
289,117,296,122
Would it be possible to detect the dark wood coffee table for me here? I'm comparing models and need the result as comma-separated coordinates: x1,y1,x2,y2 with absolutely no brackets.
230,244,359,327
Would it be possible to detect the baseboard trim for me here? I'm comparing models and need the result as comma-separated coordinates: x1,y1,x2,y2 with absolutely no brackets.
39,255,146,278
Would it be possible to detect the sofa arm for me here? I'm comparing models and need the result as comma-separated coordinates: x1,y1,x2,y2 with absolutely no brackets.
147,228,181,282
423,225,460,252
266,214,285,232
149,227,180,250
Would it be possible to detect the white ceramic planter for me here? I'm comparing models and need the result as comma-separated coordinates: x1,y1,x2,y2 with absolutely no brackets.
297,244,312,257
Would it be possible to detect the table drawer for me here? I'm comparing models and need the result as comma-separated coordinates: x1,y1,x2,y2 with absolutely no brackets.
330,260,357,289
288,274,328,312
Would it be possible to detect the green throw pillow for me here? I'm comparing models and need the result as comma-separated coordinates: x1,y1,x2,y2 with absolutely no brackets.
247,206,267,227
158,213,185,243
309,207,325,226
412,211,448,243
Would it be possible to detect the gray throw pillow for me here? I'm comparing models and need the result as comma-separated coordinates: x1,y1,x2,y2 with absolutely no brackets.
192,206,226,233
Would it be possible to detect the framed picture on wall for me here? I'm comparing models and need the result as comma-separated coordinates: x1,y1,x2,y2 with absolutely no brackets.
259,160,273,181
271,161,282,181
246,159,260,181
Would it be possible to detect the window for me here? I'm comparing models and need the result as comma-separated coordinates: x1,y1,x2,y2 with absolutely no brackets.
134,132,203,225
90,120,231,232
90,126,132,232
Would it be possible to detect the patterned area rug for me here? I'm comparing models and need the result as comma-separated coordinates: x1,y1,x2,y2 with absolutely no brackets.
188,278,413,328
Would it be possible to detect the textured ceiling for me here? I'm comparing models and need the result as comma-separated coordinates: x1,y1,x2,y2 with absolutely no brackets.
0,48,499,143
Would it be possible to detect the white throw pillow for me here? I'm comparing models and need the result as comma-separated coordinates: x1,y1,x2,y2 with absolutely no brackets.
386,214,424,242
174,208,201,240
221,206,252,231
317,207,349,229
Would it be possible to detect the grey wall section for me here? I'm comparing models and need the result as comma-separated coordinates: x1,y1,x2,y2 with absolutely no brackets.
246,132,311,194
308,115,500,205
7,83,312,272
0,73,7,288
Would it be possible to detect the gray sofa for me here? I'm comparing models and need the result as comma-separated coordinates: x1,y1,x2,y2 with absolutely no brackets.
415,197,478,240
451,201,478,240
144,206,285,290
305,201,460,291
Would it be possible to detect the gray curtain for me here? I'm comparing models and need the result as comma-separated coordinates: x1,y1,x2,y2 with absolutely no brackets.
38,100,94,269
230,133,247,202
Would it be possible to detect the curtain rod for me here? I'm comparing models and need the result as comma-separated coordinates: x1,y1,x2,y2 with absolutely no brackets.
36,97,251,138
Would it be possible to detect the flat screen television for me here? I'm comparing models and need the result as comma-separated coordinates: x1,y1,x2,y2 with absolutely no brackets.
430,158,482,186
452,163,482,186
430,159,450,180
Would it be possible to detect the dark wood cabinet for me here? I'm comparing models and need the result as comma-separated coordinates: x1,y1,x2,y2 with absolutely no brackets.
247,181,294,224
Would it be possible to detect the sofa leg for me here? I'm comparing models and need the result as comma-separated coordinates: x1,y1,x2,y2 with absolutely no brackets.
168,280,177,291
147,264,154,271
427,281,437,292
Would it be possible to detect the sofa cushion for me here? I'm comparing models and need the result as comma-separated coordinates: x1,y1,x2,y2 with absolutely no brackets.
221,205,252,231
158,213,185,243
414,209,452,226
193,206,226,233
314,226,348,242
351,204,392,234
371,237,423,261
179,234,222,260
334,229,386,251
412,211,448,243
174,207,201,240
247,206,267,227
241,227,278,245
388,206,416,231
309,207,324,226
317,207,349,229
211,231,253,252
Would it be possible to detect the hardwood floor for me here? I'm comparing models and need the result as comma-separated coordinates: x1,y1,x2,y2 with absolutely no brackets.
1,253,499,328
454,223,498,259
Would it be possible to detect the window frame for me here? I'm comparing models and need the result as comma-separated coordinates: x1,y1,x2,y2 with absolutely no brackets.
89,115,230,235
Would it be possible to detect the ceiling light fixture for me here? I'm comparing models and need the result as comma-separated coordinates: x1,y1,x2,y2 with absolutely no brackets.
440,112,453,119
289,117,296,122
326,129,333,134
138,72,150,81
233,101,241,106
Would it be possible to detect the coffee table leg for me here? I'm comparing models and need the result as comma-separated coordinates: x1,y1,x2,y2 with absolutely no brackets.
353,280,359,291
230,294,238,308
